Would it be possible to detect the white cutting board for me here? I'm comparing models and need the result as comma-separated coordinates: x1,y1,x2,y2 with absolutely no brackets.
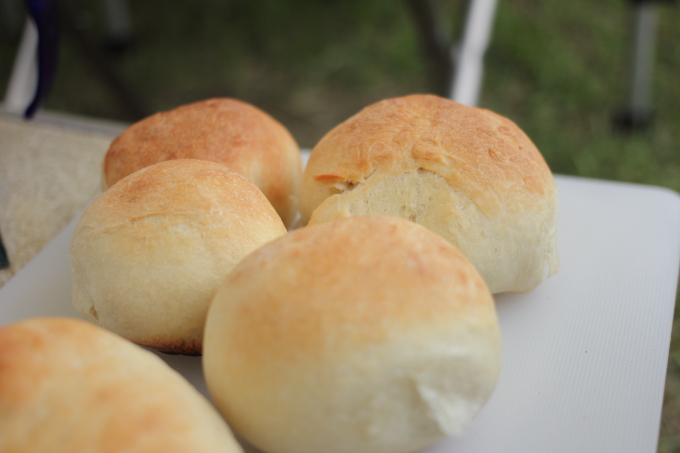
1,170,679,453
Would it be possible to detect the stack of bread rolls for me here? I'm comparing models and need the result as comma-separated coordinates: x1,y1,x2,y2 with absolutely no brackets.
71,98,302,355
1,95,558,453
103,98,302,228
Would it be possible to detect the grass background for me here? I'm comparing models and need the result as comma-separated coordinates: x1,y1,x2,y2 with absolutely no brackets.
1,0,680,450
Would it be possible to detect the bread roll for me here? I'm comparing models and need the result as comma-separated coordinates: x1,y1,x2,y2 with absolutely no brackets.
300,94,558,293
0,317,243,453
103,98,302,227
71,159,287,355
204,215,501,453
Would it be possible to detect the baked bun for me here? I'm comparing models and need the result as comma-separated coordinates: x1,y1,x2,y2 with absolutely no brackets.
0,317,243,453
300,94,558,293
71,159,287,355
103,98,302,227
204,215,501,453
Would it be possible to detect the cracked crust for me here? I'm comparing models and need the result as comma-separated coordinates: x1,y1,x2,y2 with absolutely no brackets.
300,94,558,293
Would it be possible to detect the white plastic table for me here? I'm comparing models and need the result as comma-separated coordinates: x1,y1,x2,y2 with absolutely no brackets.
1,171,679,453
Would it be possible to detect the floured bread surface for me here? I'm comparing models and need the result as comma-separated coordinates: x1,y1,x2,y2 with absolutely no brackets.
71,159,287,355
300,94,558,293
204,215,501,453
0,317,243,453
103,98,302,227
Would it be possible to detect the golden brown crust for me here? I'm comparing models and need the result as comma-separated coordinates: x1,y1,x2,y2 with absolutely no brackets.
0,317,243,453
219,216,494,360
300,95,558,294
204,215,501,453
71,159,288,355
103,98,302,227
97,158,285,229
301,94,553,221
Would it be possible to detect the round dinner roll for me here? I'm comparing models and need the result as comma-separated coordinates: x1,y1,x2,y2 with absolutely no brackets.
103,98,302,227
204,215,501,453
71,159,287,355
300,94,558,294
0,317,243,453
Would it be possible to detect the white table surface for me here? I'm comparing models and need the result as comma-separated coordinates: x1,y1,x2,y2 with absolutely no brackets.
1,172,679,453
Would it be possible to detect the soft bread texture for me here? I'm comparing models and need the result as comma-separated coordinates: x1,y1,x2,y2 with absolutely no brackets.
204,215,501,453
103,98,302,227
0,317,243,453
71,159,287,355
300,94,558,293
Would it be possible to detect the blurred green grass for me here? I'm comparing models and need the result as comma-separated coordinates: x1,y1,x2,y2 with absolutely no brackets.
1,0,680,450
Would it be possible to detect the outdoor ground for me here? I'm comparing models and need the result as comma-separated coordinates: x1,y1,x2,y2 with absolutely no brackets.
1,0,680,450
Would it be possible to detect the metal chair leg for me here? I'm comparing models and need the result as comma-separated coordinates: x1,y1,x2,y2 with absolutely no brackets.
614,0,669,131
102,0,132,50
3,19,38,115
449,0,498,106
